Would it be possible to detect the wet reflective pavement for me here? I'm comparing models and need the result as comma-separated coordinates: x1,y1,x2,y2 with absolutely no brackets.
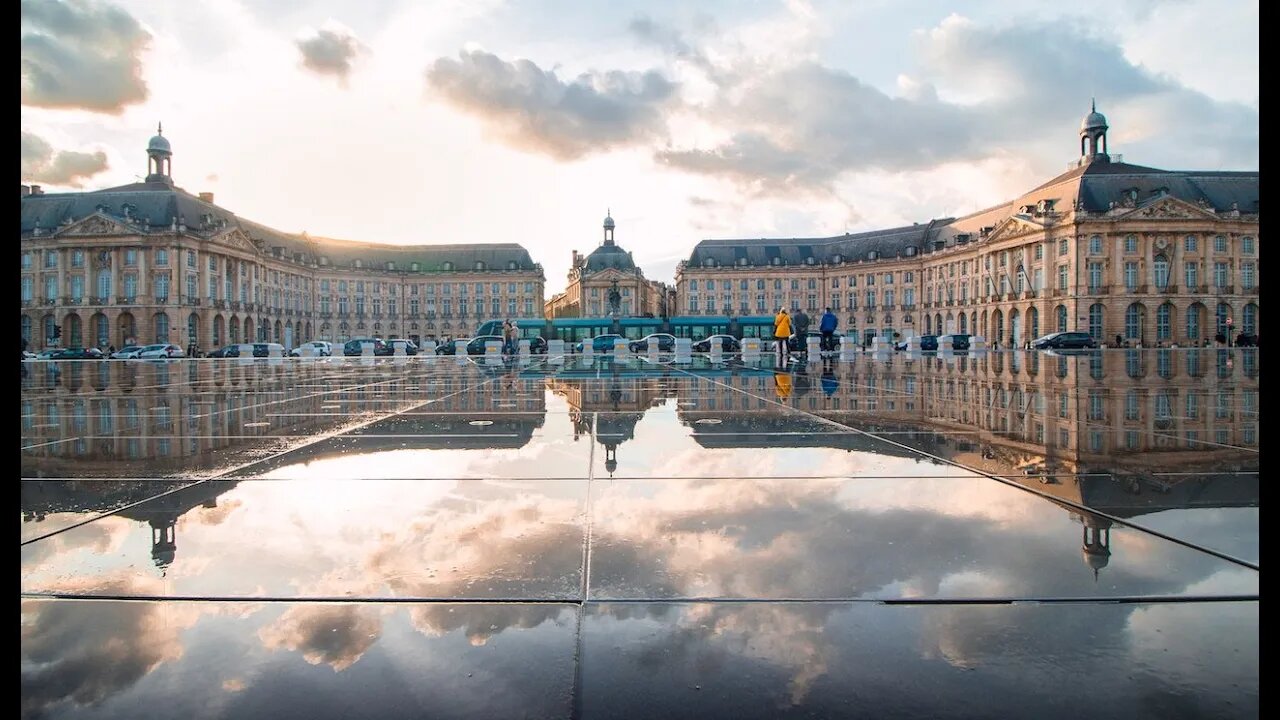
21,349,1258,719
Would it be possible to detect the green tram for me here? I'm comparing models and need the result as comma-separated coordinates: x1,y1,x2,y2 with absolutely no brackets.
475,315,782,346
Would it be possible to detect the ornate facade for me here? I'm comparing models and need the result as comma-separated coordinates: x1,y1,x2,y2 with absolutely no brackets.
20,129,546,351
544,213,672,319
676,104,1260,347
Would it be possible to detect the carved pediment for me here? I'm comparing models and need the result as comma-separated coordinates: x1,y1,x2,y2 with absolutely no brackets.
217,228,259,253
58,213,132,237
1118,196,1218,221
985,216,1043,243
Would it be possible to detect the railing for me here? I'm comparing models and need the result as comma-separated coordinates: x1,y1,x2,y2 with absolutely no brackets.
1216,285,1235,294
62,296,81,306
1085,285,1111,295
90,296,109,305
1159,285,1178,294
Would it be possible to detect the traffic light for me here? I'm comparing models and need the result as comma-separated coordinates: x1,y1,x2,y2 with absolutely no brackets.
52,324,62,339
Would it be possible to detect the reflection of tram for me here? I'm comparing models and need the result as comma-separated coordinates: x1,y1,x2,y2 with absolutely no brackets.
476,315,780,344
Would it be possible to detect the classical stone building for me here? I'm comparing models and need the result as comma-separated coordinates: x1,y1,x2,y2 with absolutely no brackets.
676,104,1259,347
20,129,545,351
545,213,672,318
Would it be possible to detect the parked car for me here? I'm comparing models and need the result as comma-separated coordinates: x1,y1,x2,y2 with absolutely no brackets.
385,339,419,356
575,334,625,353
206,343,285,358
1032,331,1098,350
22,351,37,360
343,338,389,356
1234,333,1258,347
786,332,824,352
693,335,741,352
895,335,939,351
529,336,548,354
46,347,106,360
937,334,972,351
206,344,241,358
630,333,677,353
434,338,469,356
289,341,333,357
138,344,184,359
110,345,144,359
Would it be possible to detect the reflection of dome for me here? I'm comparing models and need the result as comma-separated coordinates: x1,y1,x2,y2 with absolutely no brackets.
583,244,636,273
1081,546,1110,570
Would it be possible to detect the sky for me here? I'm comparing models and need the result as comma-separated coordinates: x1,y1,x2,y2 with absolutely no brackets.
20,0,1258,295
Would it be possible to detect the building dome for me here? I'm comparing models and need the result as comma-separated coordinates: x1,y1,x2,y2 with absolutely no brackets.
603,213,615,230
148,123,171,154
1080,100,1107,132
583,243,636,273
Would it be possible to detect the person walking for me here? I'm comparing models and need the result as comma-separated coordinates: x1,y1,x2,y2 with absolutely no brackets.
819,307,838,353
773,308,792,364
503,320,517,356
793,308,811,355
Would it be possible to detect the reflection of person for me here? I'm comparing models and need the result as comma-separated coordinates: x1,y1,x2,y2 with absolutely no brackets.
821,365,837,397
773,308,791,363
794,309,811,354
773,370,792,399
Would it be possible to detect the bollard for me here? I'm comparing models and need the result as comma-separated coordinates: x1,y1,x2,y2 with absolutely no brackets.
581,339,594,358
647,340,660,361
938,336,955,355
742,337,760,356
613,337,629,357
392,342,407,357
419,340,437,356
674,337,692,363
484,340,502,358
839,335,857,360
970,336,988,351
361,341,375,357
518,339,530,356
238,344,254,362
299,344,316,358
547,339,565,357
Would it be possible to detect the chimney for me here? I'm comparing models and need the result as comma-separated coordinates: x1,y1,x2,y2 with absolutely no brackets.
199,192,215,203
30,185,43,195
20,185,30,197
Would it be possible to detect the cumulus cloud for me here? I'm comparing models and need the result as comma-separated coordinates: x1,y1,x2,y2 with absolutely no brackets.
20,0,151,114
258,604,381,672
425,49,679,160
296,22,364,83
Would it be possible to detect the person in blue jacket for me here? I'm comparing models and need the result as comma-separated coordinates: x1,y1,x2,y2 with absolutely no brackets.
818,308,838,352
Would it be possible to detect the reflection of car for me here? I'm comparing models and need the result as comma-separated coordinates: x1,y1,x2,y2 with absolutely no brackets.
343,338,389,356
110,345,144,359
693,335,741,352
1032,332,1097,350
289,341,333,357
138,344,184,359
436,336,506,356
529,337,548,354
22,351,37,360
434,338,469,356
896,335,938,352
206,345,240,358
630,333,676,353
575,334,625,353
386,339,419,355
47,347,106,360
1235,333,1258,347
207,343,285,358
937,334,972,351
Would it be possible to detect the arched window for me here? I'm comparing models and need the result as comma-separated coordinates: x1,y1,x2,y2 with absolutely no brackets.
1243,303,1257,334
1153,255,1170,290
154,312,169,343
1186,305,1202,341
1216,303,1231,337
925,315,931,334
187,313,199,343
959,313,968,333
1125,303,1144,341
1056,305,1068,333
1088,304,1105,340
1156,303,1172,341
21,315,32,342
1028,306,1039,339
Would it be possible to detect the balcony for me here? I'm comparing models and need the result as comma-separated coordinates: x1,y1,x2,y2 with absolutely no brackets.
155,296,170,305
1215,285,1235,295
62,296,81,306
184,298,202,307
90,297,109,305
214,300,228,310
1158,284,1179,294
1243,285,1258,294
1085,285,1111,295
43,298,58,306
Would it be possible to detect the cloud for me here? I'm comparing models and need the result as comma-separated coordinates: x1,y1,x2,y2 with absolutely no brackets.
296,22,364,83
20,0,151,114
258,604,381,672
425,49,679,160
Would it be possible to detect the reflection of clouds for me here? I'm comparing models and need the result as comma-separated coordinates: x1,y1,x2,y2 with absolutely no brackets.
22,516,136,581
21,575,200,718
258,604,382,672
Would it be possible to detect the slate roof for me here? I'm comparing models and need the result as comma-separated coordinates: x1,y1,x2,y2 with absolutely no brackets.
583,243,640,273
686,221,946,267
21,182,542,275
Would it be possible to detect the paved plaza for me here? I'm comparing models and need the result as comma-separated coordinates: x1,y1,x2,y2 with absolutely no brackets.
21,349,1258,719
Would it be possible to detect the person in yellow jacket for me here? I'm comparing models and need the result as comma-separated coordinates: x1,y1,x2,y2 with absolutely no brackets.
774,308,792,363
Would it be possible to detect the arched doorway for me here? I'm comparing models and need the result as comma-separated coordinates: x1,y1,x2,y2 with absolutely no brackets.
118,312,136,347
92,312,109,348
1125,303,1146,343
21,315,32,343
945,313,954,335
925,315,932,334
1215,303,1231,339
64,312,82,347
43,314,56,345
992,309,1004,346
305,322,313,342
1009,309,1021,347
1156,303,1174,343
1243,303,1258,335
229,316,241,344
1185,303,1205,343
274,319,282,344
1056,305,1068,333
959,313,968,333
980,311,988,338
1088,303,1105,341
934,313,943,336
242,316,253,342
284,321,293,349
213,315,225,347
154,312,170,344
187,313,200,348
258,318,269,342
1027,306,1039,340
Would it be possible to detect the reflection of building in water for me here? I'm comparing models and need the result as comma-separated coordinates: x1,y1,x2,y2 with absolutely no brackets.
547,362,677,476
22,479,237,571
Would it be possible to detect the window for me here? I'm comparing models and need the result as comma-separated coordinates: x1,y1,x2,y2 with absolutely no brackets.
21,276,32,301
1125,391,1140,420
187,250,196,268
1153,257,1169,289
791,280,799,290
1124,262,1138,291
1242,262,1255,290
97,270,111,299
155,274,169,301
1088,236,1102,254
1058,265,1068,290
1088,303,1104,340
1156,304,1171,340
44,250,59,269
1124,235,1137,253
44,276,57,300
1033,268,1043,291
1214,235,1228,253
1058,239,1068,256
1184,262,1198,289
884,273,894,285
122,274,136,299
1087,262,1103,291
1056,305,1067,333
1243,303,1257,334
1186,305,1202,340
1242,236,1254,254
867,275,875,286
156,249,168,266
1185,235,1198,253
1214,262,1229,288
71,250,84,267
689,280,698,291
865,290,875,309
186,275,197,299
21,252,32,269
1034,244,1043,260
807,278,816,290
1124,305,1143,340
